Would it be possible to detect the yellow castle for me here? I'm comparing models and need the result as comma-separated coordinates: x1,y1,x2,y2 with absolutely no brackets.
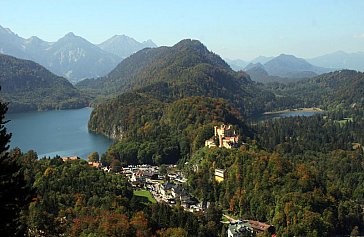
205,124,239,149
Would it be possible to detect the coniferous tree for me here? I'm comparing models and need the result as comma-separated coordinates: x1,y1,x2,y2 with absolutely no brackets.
0,92,30,236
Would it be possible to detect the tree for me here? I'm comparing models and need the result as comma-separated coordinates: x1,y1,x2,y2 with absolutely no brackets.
159,164,167,176
157,227,188,237
130,211,150,237
88,151,100,162
110,159,122,172
0,94,30,236
351,226,360,236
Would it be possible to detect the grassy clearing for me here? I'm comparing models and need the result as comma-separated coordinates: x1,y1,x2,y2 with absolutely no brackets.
133,190,157,204
336,117,353,125
221,215,229,222
222,210,240,221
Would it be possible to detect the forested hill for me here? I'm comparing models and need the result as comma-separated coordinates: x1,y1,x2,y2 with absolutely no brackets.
85,39,280,165
265,70,364,111
77,39,230,93
90,95,247,165
0,54,88,112
79,39,276,115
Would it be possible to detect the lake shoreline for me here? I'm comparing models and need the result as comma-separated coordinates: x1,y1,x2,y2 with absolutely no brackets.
6,107,112,159
263,107,324,115
6,106,92,114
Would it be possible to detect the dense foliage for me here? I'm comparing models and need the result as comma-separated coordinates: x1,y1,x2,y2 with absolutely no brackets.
4,38,364,236
186,146,364,236
182,107,364,236
264,70,364,111
86,40,280,166
92,96,247,166
0,54,88,112
77,39,232,94
5,149,224,237
252,114,364,154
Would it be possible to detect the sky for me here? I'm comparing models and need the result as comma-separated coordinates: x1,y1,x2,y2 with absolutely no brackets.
1,0,364,60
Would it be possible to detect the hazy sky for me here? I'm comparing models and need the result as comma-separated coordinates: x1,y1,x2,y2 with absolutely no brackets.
1,0,363,60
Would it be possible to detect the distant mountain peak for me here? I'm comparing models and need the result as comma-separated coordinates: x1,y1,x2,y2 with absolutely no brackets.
57,32,91,46
25,36,44,44
144,39,154,44
276,54,298,59
245,62,264,70
109,34,131,40
0,25,158,81
29,35,42,40
98,34,157,58
225,58,248,71
268,54,309,64
0,25,15,35
175,39,205,47
174,39,209,54
263,53,330,78
250,55,274,64
142,39,157,47
65,32,76,38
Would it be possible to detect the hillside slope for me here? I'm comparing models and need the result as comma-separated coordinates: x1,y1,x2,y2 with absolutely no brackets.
79,39,275,115
265,70,364,110
86,39,276,164
0,54,87,112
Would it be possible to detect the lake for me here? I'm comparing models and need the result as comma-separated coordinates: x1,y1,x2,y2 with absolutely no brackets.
253,110,324,122
5,107,113,159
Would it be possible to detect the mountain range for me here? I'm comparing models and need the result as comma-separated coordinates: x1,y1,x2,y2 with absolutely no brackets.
227,51,364,83
307,51,364,72
0,25,156,82
225,56,277,71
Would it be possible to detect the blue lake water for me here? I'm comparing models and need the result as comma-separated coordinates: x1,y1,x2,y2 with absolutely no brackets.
254,110,324,122
5,107,113,159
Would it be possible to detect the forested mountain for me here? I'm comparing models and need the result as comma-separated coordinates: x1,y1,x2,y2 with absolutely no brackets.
0,54,87,112
265,70,364,110
98,34,157,58
78,39,231,92
86,39,277,165
78,39,275,114
90,96,247,165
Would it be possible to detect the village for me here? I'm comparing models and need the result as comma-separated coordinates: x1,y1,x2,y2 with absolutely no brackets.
62,124,275,237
